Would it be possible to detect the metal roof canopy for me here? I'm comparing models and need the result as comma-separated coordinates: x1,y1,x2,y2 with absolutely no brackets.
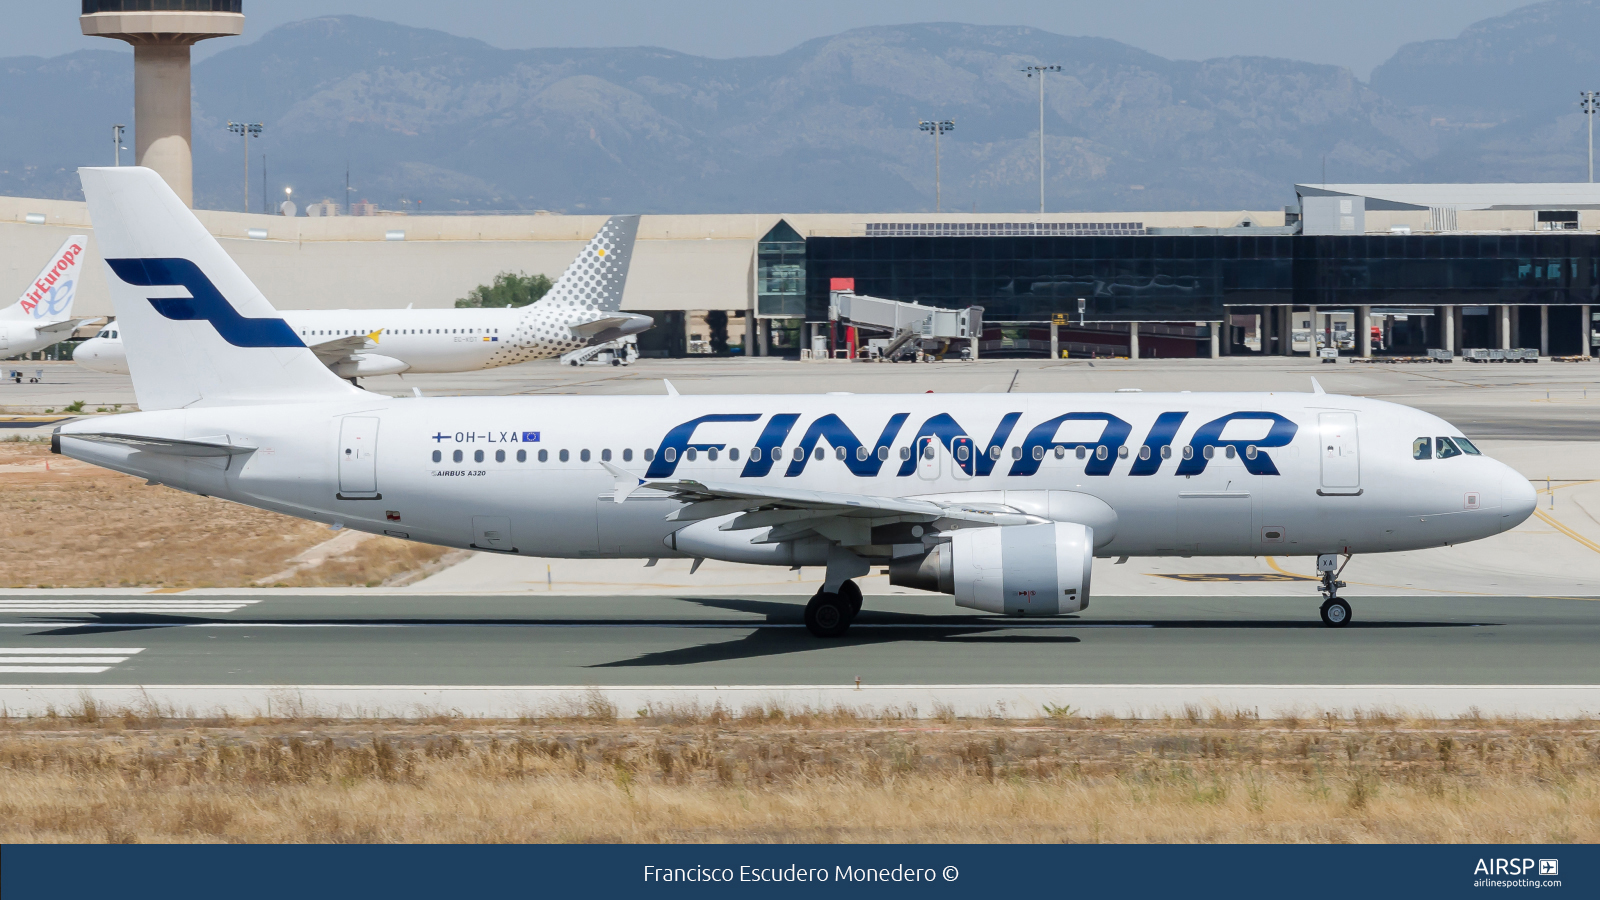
1295,183,1600,211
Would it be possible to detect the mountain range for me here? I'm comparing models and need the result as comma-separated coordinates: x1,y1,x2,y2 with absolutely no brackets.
1,0,1597,214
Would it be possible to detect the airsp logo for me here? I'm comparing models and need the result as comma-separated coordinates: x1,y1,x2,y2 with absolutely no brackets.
1473,858,1546,876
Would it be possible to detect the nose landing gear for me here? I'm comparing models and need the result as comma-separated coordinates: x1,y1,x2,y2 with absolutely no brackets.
1317,552,1352,627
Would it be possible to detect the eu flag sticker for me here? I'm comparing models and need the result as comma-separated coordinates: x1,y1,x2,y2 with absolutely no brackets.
522,431,540,442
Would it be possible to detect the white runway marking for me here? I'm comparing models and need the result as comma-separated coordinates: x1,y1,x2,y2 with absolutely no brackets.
0,647,143,674
0,599,257,615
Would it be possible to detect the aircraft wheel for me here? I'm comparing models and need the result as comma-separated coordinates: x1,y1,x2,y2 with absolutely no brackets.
804,591,852,638
836,579,863,617
1320,598,1352,628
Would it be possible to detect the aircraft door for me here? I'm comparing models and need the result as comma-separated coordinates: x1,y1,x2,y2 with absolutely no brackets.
337,416,380,498
950,435,975,480
916,436,940,480
1318,412,1361,494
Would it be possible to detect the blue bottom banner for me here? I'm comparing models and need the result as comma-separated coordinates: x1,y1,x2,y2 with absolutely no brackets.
3,844,1593,898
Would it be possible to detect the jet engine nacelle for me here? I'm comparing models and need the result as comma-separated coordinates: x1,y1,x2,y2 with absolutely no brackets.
889,522,1092,616
329,354,410,378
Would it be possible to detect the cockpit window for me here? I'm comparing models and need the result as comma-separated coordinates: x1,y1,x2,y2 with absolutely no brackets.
1436,436,1463,459
1412,437,1431,460
1455,437,1481,455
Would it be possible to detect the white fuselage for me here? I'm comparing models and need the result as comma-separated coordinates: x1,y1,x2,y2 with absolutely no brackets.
75,306,577,376
57,391,1535,564
0,321,74,359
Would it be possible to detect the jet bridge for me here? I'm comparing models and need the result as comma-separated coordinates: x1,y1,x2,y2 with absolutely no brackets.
828,290,982,360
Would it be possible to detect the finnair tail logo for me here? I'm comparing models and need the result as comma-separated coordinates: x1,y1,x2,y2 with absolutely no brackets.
106,258,304,349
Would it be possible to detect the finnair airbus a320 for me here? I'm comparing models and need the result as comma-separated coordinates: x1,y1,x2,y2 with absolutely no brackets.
73,215,648,380
57,167,1536,635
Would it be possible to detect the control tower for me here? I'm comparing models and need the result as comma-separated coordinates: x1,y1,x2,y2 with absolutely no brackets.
80,1,244,207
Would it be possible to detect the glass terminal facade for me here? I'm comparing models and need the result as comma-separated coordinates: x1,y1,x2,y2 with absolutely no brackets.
797,232,1600,356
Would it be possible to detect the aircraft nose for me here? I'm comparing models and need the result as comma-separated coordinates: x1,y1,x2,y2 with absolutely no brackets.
1500,467,1536,530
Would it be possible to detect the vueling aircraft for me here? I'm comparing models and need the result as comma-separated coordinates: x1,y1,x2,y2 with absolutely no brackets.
73,215,648,379
2,236,89,359
56,167,1536,636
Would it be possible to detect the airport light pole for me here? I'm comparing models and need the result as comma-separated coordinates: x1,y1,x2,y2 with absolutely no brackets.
1021,64,1060,214
919,119,955,212
226,121,263,212
112,124,126,166
1582,91,1598,183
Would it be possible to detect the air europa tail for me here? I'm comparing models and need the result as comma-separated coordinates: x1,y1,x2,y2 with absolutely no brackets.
0,235,89,324
79,166,362,410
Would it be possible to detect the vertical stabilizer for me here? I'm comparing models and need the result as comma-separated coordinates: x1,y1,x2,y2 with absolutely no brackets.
502,215,642,359
0,236,89,323
79,166,361,410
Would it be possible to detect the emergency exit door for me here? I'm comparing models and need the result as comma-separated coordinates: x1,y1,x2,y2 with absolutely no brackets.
337,416,380,499
1318,412,1360,494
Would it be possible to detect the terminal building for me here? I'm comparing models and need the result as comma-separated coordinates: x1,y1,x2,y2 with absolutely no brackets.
4,185,1596,361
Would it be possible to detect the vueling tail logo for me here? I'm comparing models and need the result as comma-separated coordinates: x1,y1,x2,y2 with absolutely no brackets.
106,258,304,348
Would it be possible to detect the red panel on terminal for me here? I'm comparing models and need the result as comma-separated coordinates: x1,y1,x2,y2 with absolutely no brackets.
829,277,855,292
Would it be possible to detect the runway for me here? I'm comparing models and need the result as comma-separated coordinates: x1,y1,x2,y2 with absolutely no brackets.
0,592,1596,686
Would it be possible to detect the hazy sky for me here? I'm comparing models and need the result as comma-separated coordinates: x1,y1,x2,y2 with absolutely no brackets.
21,0,1538,78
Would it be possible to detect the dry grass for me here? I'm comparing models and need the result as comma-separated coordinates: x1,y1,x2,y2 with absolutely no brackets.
0,441,450,587
1,707,1596,843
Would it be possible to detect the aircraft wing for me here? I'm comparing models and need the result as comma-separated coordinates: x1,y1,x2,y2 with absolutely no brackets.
307,333,376,365
56,431,257,457
601,462,1039,537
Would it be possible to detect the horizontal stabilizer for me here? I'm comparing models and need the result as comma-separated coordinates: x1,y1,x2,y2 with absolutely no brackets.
57,431,257,457
35,318,87,334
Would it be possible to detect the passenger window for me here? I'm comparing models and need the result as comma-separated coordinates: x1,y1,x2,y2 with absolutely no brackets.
1456,437,1481,455
643,448,654,461
1202,445,1214,460
1138,446,1151,461
495,449,505,463
924,444,936,460
517,449,526,462
1010,446,1021,460
1032,445,1044,461
878,446,889,461
1245,445,1257,460
474,449,484,463
1182,445,1194,460
1413,437,1432,460
1053,445,1065,459
622,448,633,462
1436,437,1463,459
956,445,970,461
559,449,570,462
602,448,612,462
855,446,868,461
685,448,697,461
1118,445,1129,459
1075,446,1086,460
1096,445,1108,460
538,449,547,462
580,449,591,462
750,447,762,461
1160,445,1171,459
835,446,847,461
452,449,463,463
431,450,441,463
729,447,739,461
1224,445,1235,459
707,448,717,461
899,446,911,460
814,446,825,461
988,446,1000,460
664,447,677,462
793,447,805,461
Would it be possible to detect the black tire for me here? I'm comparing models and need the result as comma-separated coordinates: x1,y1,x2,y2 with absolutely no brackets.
837,579,863,617
1320,598,1352,628
805,592,851,638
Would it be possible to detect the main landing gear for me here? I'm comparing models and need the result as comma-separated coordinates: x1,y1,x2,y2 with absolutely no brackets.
1317,552,1352,628
804,579,862,638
